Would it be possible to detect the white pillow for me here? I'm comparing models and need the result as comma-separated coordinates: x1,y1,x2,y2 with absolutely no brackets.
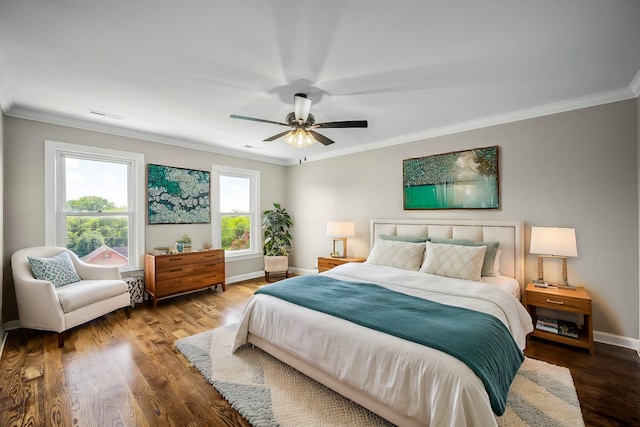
420,241,487,281
365,240,426,271
493,249,502,276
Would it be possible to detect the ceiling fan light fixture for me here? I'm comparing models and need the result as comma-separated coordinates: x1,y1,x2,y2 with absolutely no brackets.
293,93,312,122
286,128,315,148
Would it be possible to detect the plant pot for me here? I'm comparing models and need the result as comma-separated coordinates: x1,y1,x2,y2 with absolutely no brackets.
264,255,289,282
176,242,192,253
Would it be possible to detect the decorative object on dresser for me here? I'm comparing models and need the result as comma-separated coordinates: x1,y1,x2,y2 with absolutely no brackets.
524,283,593,354
176,234,192,253
326,221,355,258
529,226,578,289
317,256,366,272
262,203,292,281
402,146,499,210
144,249,225,307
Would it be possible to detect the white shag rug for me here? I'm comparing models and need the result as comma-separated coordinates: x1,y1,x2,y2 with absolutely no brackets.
176,327,584,427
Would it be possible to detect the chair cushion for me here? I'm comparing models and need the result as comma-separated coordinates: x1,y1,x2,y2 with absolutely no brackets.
56,279,128,313
28,251,81,287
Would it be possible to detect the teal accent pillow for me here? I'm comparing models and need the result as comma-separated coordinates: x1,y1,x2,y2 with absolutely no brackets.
380,234,429,243
429,238,499,277
28,251,81,287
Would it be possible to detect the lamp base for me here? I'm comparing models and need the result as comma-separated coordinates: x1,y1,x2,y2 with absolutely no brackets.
556,282,577,291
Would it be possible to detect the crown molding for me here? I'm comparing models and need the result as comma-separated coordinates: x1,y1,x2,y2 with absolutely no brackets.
4,85,635,168
287,87,638,165
5,106,288,166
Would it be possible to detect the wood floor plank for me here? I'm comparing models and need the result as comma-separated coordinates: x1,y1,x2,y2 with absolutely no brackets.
1,276,638,426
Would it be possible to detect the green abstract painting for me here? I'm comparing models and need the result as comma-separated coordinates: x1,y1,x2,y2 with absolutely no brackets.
147,164,210,224
403,146,499,210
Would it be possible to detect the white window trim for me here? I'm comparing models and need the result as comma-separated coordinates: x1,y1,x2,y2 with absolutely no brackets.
44,140,145,268
212,165,261,261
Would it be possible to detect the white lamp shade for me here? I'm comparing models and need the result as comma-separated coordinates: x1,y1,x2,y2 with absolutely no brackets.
530,227,578,257
326,221,355,237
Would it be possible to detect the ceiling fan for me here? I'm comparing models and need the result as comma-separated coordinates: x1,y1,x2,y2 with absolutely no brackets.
230,93,368,148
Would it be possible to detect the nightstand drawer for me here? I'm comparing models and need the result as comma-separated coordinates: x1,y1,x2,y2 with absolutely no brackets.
317,256,366,272
526,289,591,313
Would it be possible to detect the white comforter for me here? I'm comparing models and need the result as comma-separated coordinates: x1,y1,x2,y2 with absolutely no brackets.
233,263,534,427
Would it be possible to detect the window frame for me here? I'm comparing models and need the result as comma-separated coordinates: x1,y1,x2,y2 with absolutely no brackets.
212,165,261,261
44,140,145,268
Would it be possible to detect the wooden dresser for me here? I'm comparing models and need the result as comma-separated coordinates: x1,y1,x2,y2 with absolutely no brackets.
144,249,225,307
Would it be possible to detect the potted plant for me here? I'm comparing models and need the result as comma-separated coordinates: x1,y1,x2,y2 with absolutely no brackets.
262,203,293,281
176,234,192,253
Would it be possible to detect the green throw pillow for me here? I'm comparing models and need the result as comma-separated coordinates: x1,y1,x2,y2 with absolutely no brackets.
429,238,499,277
28,251,81,287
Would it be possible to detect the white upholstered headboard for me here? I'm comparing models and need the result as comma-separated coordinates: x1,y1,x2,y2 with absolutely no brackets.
370,219,524,286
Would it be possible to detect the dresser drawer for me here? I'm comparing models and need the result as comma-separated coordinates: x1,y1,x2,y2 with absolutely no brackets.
155,276,195,294
156,265,193,281
526,290,591,313
194,272,225,287
194,250,224,263
156,255,193,269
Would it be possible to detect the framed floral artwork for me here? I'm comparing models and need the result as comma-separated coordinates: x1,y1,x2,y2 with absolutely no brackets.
147,164,211,224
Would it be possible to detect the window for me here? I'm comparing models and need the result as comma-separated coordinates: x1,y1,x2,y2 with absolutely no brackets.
212,165,261,260
45,141,145,268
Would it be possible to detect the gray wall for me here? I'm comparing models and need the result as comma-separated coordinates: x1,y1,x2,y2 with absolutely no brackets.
2,117,287,321
287,99,639,342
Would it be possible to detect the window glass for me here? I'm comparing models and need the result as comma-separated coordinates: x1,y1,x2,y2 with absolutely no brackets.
45,141,144,268
213,166,260,259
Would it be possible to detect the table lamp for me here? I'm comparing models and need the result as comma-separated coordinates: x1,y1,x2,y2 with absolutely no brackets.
326,221,355,258
530,226,578,289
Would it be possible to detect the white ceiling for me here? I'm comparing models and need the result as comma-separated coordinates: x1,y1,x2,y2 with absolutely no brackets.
1,1,639,165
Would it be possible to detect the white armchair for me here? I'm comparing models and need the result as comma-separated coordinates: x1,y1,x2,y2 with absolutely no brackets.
11,246,131,347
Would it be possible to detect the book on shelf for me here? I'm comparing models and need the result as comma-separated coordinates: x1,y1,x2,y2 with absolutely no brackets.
558,320,579,339
535,316,559,333
535,316,580,338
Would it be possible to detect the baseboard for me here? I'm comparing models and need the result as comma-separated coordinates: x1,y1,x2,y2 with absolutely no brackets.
594,330,640,353
225,271,266,284
0,330,6,360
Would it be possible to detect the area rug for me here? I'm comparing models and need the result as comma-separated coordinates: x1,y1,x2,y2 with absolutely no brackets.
176,327,584,427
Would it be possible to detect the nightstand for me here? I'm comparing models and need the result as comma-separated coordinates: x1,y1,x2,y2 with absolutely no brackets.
524,283,594,354
317,256,366,272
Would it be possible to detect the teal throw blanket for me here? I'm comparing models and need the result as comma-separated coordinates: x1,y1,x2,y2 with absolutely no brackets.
256,275,524,415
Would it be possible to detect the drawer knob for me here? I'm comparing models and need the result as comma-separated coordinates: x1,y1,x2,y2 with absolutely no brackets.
546,299,564,305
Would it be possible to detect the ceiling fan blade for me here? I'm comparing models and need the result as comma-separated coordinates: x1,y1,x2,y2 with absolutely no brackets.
230,114,289,126
314,120,368,129
308,130,335,146
293,93,312,122
263,130,291,142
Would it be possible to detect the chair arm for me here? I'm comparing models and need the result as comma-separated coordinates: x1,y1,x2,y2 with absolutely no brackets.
74,262,123,280
13,277,65,332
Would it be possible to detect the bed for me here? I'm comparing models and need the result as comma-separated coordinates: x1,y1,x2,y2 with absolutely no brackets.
233,219,534,427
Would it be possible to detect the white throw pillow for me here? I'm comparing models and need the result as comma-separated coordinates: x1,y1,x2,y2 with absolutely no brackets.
420,241,487,281
365,240,426,271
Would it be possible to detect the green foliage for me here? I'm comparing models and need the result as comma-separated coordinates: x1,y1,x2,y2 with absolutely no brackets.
221,215,251,250
66,215,128,257
262,203,293,256
73,231,106,257
177,234,192,244
66,196,121,212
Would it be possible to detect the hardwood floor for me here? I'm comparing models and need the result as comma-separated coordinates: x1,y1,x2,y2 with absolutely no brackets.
1,277,639,426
